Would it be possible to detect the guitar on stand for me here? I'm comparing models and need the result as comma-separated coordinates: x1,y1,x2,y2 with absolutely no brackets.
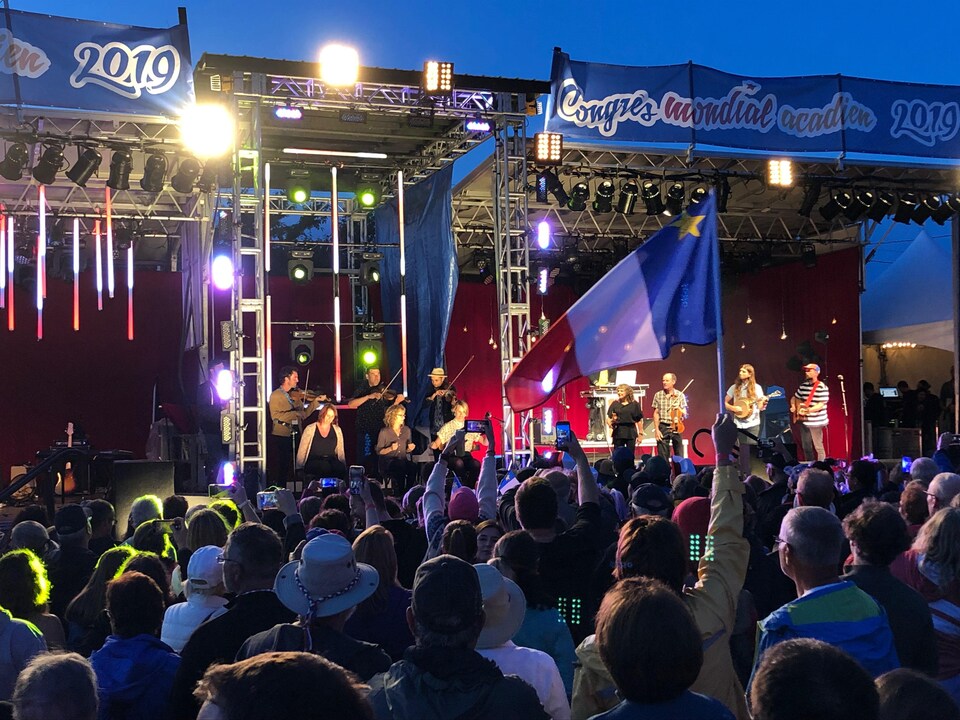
56,422,78,495
731,391,783,420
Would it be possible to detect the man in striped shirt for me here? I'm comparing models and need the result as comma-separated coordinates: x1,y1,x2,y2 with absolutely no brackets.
794,363,829,461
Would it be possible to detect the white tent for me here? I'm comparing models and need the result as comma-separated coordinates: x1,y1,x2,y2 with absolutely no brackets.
861,229,955,352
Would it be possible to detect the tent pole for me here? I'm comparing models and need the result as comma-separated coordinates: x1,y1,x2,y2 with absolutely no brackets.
953,219,959,433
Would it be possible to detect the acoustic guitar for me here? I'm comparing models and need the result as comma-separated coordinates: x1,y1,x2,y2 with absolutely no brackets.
789,397,813,424
56,422,77,495
731,390,782,419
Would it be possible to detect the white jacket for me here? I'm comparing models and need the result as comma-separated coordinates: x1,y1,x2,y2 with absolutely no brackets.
478,641,571,720
160,595,228,653
296,422,345,469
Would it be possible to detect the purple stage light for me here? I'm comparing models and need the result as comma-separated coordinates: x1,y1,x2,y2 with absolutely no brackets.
211,254,234,290
537,220,551,250
274,106,303,120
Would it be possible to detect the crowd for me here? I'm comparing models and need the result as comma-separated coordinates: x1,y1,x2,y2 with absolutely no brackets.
3,412,960,719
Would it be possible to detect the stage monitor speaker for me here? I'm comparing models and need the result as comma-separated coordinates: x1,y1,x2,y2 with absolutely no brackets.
532,419,556,445
110,461,176,535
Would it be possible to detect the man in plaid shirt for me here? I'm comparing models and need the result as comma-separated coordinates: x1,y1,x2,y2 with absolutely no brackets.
652,373,688,462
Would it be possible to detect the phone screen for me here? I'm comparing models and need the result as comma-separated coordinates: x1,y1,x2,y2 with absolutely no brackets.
555,421,571,450
901,456,912,472
464,419,485,433
320,478,338,488
257,491,278,510
349,465,366,495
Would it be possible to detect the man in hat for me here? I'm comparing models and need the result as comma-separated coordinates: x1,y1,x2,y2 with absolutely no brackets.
48,503,96,619
792,363,829,461
419,366,456,439
366,554,549,720
237,532,390,681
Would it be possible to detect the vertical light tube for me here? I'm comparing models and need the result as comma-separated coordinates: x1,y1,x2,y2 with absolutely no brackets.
73,218,80,330
0,212,5,310
265,294,273,419
127,245,134,340
397,170,409,397
36,188,44,340
331,166,341,400
94,219,103,311
105,187,114,298
264,162,271,273
6,217,14,330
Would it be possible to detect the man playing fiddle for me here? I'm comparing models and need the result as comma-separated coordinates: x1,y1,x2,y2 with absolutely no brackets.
419,367,456,439
268,366,322,487
652,372,688,463
347,366,405,474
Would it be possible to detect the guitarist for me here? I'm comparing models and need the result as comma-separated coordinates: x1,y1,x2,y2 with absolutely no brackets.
652,373,688,462
724,363,768,477
792,363,830,461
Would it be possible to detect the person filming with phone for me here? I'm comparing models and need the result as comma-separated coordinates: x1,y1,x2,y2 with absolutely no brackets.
431,401,488,488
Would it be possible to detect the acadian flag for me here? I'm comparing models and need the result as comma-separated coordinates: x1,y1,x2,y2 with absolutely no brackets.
505,192,721,412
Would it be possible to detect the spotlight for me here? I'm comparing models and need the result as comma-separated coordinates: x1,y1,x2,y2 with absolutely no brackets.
359,343,381,368
688,185,708,208
819,190,852,221
537,266,549,295
274,106,303,120
32,144,64,185
536,220,551,250
801,243,817,268
288,249,314,283
66,147,102,187
533,132,563,165
592,180,615,213
180,103,234,159
211,253,234,290
319,44,360,87
423,60,453,94
843,190,875,221
197,163,218,193
798,182,821,218
616,180,639,214
465,117,491,133
767,159,793,187
140,153,167,192
538,170,569,206
912,195,941,224
893,193,919,224
290,330,315,366
215,368,235,401
355,184,379,209
361,259,381,286
866,191,895,222
664,182,684,216
641,180,664,215
171,158,201,194
0,142,28,181
287,169,311,204
567,182,589,211
106,149,133,190
932,194,960,225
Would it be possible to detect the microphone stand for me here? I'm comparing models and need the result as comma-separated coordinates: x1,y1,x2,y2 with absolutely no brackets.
837,374,850,459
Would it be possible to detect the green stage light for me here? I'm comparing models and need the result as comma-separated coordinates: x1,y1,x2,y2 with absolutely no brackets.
362,348,378,365
287,169,311,204
356,185,379,209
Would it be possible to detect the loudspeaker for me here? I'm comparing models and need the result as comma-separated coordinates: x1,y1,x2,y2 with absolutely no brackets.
110,461,176,536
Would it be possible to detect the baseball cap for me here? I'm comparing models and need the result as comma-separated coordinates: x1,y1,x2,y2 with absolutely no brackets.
630,483,672,517
411,554,483,634
186,545,224,589
54,504,91,535
803,363,821,373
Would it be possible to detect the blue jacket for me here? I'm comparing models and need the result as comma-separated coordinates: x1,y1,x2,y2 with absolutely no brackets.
513,605,577,696
90,633,180,720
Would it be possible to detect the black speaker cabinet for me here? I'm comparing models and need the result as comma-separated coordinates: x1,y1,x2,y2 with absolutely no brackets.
109,461,176,534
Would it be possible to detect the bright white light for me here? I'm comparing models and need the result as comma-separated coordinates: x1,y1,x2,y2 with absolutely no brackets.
537,220,551,250
180,104,234,159
215,368,235,401
319,44,359,87
218,461,236,486
541,369,556,393
767,159,793,187
211,254,234,290
543,408,554,435
274,106,303,120
538,267,548,294
282,147,388,160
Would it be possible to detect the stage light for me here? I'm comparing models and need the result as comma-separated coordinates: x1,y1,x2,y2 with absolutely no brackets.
319,43,359,87
106,149,133,190
359,339,380,367
616,180,639,214
355,184,379,209
641,180,665,215
140,153,167,192
567,182,589,211
819,190,852,221
912,194,941,224
197,164,218,193
537,266,549,295
893,192,919,224
171,158,201,194
291,330,315,366
535,172,549,203
533,132,563,165
801,243,817,268
180,103,234,159
211,253,234,290
465,117,491,133
593,180,615,213
217,462,236,487
0,142,28,181
274,106,303,120
536,220,551,250
798,182,821,218
287,169,311,204
688,185,708,207
843,190,874,221
767,159,793,187
361,259,381,285
215,368,234,401
66,147,102,187
866,191,895,221
932,194,960,224
538,169,569,206
423,60,453,94
664,182,685,216
288,249,314,283
32,144,64,185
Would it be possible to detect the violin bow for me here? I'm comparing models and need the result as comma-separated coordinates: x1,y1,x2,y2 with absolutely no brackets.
446,355,475,389
383,368,403,391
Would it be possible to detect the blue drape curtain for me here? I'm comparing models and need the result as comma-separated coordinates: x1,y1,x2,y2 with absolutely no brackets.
376,165,458,427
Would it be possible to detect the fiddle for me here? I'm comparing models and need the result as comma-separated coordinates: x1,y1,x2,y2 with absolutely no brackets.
670,406,685,434
290,387,329,405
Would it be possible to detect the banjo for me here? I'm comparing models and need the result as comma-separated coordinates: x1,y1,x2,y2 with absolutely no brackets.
731,390,782,419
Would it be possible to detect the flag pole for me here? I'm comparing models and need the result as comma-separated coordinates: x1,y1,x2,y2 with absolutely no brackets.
710,192,726,414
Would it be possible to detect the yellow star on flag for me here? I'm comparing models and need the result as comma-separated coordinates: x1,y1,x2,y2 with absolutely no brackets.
670,211,706,239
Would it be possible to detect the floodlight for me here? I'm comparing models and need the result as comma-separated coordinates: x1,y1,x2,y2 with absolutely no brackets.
641,181,665,215
538,266,549,295
865,191,895,222
616,180,639,214
32,144,64,185
361,259,381,286
423,60,454,94
533,132,563,165
664,182,685,216
355,185,379,209
798,182,821,218
197,164,218,193
0,142,28,181
360,345,379,367
912,194,941,224
767,159,793,187
932,194,960,225
536,220,551,250
892,193,919,224
274,106,303,120
288,249,314,283
66,147,102,187
140,153,167,192
287,169,311,204
291,331,315,366
215,368,235,401
465,117,491,133
319,43,360,87
211,254,234,290
592,180,615,213
106,149,133,190
180,103,234,159
171,158,201,194
843,190,875,221
535,172,549,203
567,182,589,211
539,169,569,206
819,190,852,221
688,185,708,208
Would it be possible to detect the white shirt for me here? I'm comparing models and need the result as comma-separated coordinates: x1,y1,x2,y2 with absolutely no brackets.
478,641,571,720
160,594,228,652
726,382,765,428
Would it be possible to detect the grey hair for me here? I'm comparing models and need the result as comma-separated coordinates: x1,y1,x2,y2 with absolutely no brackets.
929,473,960,507
13,652,98,720
781,506,844,567
909,457,940,485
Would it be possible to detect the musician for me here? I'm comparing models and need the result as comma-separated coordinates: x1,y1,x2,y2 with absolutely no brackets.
419,366,455,437
651,373,687,462
296,403,346,480
431,400,488,488
724,364,768,477
269,366,321,487
377,404,418,496
607,384,644,450
347,366,405,473
793,363,829,461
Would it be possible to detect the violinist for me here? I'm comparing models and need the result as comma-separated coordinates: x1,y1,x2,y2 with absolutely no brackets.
347,366,405,472
607,383,644,451
651,372,688,463
268,366,322,487
419,366,456,437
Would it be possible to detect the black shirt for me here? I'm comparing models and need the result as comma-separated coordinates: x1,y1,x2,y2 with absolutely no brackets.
49,544,97,619
309,427,338,458
607,400,643,441
352,382,391,435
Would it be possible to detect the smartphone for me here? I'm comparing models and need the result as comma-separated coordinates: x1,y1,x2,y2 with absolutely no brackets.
901,456,912,472
320,478,338,488
208,483,230,497
349,465,366,495
465,419,486,433
257,491,279,510
555,421,571,451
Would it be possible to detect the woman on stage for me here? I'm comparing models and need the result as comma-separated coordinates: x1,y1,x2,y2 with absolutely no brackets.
376,404,418,496
296,403,346,479
724,364,767,477
607,384,644,450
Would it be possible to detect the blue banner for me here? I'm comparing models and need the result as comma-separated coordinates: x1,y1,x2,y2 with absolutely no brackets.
546,49,960,165
0,9,194,118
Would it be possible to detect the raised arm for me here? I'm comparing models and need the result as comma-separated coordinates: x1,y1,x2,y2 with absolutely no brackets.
567,428,599,506
476,420,498,521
